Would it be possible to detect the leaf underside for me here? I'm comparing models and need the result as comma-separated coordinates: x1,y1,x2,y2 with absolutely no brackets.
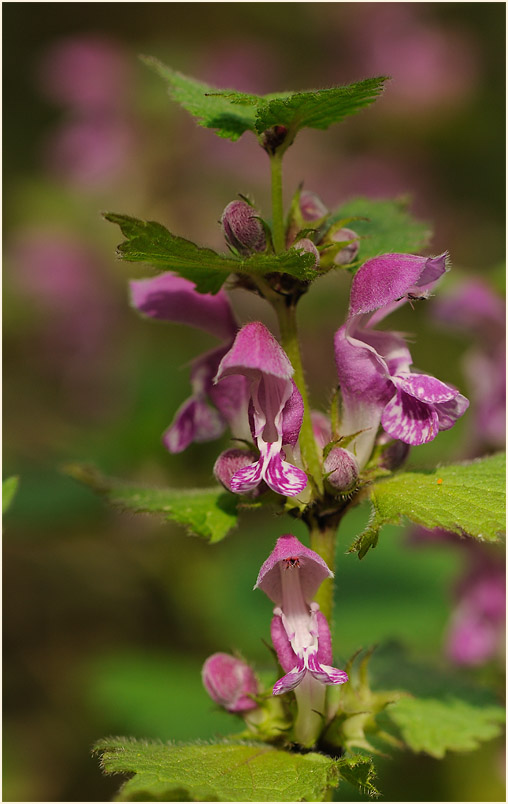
64,464,238,543
353,453,506,558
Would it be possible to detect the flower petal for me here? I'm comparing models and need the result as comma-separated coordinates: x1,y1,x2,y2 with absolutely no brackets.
229,458,264,494
349,253,447,320
434,393,469,430
334,325,392,402
163,397,225,454
162,397,198,454
130,273,236,340
307,653,349,685
394,372,458,404
382,387,439,445
316,610,333,666
281,381,304,447
263,450,308,497
273,660,307,695
271,614,299,673
255,534,333,605
216,322,293,382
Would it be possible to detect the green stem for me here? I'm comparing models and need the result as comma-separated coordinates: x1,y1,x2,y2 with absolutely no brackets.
309,522,337,621
274,300,324,496
270,152,285,253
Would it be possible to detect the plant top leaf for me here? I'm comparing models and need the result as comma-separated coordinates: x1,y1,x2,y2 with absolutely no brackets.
351,453,506,558
94,738,341,802
105,213,317,294
144,57,388,146
64,463,238,543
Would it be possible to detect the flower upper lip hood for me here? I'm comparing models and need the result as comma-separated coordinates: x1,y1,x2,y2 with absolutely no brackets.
254,533,333,604
130,272,237,341
349,252,448,322
216,321,293,382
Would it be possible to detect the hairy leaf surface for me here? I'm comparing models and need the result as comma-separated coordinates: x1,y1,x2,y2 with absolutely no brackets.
352,454,505,557
94,739,340,802
65,464,238,543
105,213,317,293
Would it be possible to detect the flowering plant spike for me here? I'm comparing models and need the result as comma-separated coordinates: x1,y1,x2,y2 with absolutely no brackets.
88,61,506,802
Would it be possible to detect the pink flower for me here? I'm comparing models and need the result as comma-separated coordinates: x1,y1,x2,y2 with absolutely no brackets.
255,534,348,695
334,253,468,466
215,324,307,497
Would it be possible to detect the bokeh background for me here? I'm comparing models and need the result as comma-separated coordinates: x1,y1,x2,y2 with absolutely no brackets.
3,3,505,801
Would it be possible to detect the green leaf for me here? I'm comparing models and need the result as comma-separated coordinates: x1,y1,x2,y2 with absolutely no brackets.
64,464,238,543
144,58,388,145
2,476,19,515
254,78,388,138
327,197,431,265
143,58,260,141
370,646,505,758
105,213,317,293
351,454,506,558
104,213,234,294
336,755,379,798
385,697,505,760
94,738,340,802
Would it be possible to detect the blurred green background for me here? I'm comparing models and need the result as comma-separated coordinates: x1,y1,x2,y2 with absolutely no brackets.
3,3,505,801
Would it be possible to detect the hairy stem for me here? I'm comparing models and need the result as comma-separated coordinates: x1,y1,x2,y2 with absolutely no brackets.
274,300,324,496
270,152,285,253
309,521,337,621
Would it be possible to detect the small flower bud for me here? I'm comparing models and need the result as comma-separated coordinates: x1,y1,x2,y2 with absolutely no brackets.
377,436,411,471
214,448,261,495
324,447,359,493
202,652,259,713
221,200,266,256
294,238,320,269
299,191,328,222
332,228,359,265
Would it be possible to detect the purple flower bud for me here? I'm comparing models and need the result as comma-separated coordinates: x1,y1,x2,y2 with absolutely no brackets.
294,238,320,269
324,447,359,493
214,448,263,496
202,652,259,713
377,435,411,471
332,228,360,265
221,200,266,256
299,191,328,222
